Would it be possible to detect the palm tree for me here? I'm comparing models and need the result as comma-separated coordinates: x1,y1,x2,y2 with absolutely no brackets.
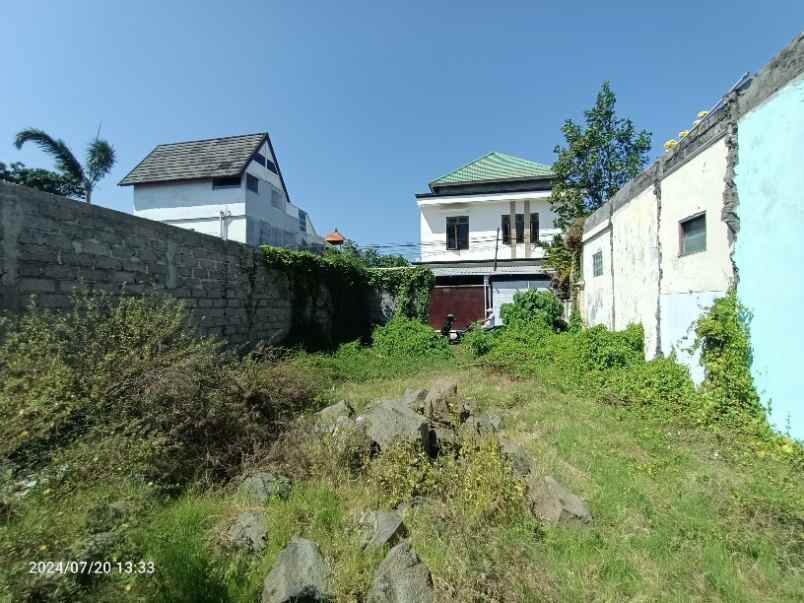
14,128,115,204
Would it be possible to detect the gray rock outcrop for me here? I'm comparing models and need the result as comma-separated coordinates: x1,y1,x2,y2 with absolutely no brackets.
367,542,434,603
359,399,432,454
315,400,354,433
239,472,292,504
500,440,532,477
262,538,333,603
358,510,406,549
228,511,267,552
526,475,592,524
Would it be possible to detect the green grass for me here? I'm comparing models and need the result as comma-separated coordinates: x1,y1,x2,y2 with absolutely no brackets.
2,293,802,601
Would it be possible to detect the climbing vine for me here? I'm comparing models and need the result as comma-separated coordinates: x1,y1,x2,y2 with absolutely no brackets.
261,247,434,349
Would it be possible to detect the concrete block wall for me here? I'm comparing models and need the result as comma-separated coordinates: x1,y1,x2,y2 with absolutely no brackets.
0,181,300,345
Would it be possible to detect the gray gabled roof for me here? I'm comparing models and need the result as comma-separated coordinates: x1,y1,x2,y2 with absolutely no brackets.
119,132,268,186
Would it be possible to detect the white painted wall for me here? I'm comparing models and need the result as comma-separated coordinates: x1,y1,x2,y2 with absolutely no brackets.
418,191,559,262
580,137,733,379
132,140,322,248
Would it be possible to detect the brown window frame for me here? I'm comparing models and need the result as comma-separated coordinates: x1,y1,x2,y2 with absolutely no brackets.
446,216,469,251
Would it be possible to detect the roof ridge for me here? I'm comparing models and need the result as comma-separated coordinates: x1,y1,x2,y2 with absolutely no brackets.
428,151,496,186
154,132,267,148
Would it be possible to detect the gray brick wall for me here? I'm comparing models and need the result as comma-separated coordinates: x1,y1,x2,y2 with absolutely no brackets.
0,182,304,345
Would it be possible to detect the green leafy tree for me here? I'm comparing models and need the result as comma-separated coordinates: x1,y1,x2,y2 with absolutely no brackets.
325,239,409,268
13,128,116,204
0,161,84,198
549,82,651,229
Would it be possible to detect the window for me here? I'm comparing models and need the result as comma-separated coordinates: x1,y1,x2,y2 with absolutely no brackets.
592,251,604,277
501,215,511,244
515,213,525,243
298,209,307,233
265,158,278,174
446,216,469,250
252,151,266,167
270,186,284,209
529,212,540,244
246,173,259,193
212,176,240,189
680,213,706,255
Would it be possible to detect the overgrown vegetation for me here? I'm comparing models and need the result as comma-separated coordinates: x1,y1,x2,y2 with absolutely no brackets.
262,246,434,348
1,288,802,602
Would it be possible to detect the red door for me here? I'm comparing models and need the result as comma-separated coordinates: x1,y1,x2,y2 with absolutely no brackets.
428,286,485,330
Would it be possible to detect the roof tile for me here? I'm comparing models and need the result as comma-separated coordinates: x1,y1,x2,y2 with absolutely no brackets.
431,152,554,187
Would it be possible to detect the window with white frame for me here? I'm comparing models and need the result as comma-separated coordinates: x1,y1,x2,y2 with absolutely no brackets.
592,251,603,277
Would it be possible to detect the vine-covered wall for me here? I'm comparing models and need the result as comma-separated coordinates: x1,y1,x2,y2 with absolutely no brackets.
262,246,434,349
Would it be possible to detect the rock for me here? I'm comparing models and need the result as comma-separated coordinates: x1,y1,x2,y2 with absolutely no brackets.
367,542,434,603
433,426,457,454
240,472,292,504
460,399,479,421
526,476,592,524
500,440,532,477
228,511,267,552
400,388,428,414
394,496,428,518
458,414,502,439
358,510,406,549
315,400,354,433
359,400,432,454
262,538,333,603
423,379,458,424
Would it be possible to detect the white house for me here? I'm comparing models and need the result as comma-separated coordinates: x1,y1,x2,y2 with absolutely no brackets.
415,152,559,329
119,132,323,249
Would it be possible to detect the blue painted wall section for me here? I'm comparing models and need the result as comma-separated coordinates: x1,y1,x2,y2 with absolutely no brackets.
735,74,804,440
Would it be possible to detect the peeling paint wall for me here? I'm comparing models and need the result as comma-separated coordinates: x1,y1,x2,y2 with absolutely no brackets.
734,72,804,439
611,186,661,358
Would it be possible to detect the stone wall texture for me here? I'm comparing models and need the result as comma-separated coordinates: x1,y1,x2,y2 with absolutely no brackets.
1,181,304,345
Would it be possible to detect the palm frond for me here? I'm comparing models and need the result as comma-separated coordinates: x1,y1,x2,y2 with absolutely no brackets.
14,128,85,183
85,138,116,185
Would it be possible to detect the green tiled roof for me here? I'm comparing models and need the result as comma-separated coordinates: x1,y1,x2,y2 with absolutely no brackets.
430,152,554,187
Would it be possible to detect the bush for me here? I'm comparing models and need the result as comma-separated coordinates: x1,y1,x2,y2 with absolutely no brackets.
462,322,495,357
576,323,644,371
598,356,696,411
0,290,324,487
500,289,564,330
371,315,450,360
694,292,764,423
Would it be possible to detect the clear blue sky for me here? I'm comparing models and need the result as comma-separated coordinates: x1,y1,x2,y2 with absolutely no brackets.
2,2,802,257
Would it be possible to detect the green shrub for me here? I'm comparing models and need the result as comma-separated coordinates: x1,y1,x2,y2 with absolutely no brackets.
598,356,696,411
500,289,564,330
368,441,435,508
694,291,763,423
0,290,324,486
462,322,495,357
577,323,644,371
372,315,450,360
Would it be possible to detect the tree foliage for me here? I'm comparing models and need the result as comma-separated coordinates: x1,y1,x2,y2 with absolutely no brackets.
13,128,116,204
325,239,410,268
0,161,84,199
549,82,651,229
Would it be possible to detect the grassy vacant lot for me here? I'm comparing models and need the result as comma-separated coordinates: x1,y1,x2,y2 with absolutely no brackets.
1,292,802,602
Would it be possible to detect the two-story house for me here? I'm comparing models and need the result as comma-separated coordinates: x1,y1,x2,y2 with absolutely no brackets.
119,132,323,249
416,152,559,329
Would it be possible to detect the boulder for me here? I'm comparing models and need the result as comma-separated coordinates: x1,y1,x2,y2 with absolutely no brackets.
458,414,502,439
239,472,292,504
359,400,432,454
228,511,267,552
367,542,434,603
500,440,532,477
423,379,458,424
399,388,428,414
394,496,428,518
459,399,479,422
526,476,592,524
315,400,354,433
358,510,406,549
432,426,457,454
262,538,333,603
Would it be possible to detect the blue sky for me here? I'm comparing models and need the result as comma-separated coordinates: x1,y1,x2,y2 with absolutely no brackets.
2,1,802,257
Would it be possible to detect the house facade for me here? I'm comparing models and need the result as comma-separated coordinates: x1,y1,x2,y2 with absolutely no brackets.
120,132,323,249
579,33,804,439
416,152,559,329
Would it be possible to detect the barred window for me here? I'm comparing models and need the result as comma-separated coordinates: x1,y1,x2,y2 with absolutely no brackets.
593,251,603,277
